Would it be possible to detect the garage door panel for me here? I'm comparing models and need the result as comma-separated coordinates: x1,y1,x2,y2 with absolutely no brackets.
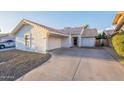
81,38,95,47
48,36,61,50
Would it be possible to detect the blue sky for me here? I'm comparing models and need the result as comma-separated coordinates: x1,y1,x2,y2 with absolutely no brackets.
0,11,116,33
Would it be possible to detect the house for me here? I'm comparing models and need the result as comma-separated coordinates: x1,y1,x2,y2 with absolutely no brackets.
104,30,116,47
12,19,97,53
104,30,115,37
0,33,15,42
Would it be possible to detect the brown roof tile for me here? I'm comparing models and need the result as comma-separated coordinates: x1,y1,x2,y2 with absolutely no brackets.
104,30,115,36
0,33,14,38
60,27,83,35
14,19,98,37
82,28,98,37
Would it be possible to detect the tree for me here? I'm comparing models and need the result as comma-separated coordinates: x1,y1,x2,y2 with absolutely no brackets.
84,24,89,29
101,32,107,39
96,33,102,39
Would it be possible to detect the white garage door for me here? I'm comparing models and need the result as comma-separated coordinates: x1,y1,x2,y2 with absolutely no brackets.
81,37,95,47
48,36,61,50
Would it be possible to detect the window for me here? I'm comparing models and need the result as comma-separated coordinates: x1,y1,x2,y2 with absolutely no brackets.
25,34,30,47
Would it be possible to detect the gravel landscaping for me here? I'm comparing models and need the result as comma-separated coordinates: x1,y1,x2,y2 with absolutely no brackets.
0,50,51,81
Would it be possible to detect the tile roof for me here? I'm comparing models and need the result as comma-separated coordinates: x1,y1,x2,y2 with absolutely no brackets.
23,19,98,37
0,34,8,37
60,27,83,35
0,33,14,38
59,27,98,37
104,30,115,36
81,28,98,37
13,19,98,37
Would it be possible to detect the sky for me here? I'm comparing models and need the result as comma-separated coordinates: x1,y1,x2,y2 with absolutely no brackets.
0,11,116,33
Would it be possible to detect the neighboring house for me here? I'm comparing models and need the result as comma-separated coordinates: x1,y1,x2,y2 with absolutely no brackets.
12,19,97,53
104,30,115,37
104,30,115,47
0,40,15,49
0,34,15,49
0,33,15,42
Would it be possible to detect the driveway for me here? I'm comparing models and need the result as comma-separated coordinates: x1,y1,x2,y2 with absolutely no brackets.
17,48,124,81
0,48,15,52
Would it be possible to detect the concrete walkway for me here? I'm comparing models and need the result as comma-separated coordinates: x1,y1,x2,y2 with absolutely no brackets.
17,48,124,81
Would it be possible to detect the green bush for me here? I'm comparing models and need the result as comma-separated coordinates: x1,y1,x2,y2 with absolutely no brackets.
112,32,124,57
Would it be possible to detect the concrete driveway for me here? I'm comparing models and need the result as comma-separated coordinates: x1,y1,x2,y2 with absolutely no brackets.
0,47,15,52
17,48,124,81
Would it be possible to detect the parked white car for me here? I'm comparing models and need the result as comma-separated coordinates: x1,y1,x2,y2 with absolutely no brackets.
0,40,15,49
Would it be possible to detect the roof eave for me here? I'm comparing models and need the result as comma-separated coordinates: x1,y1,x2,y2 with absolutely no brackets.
11,20,28,35
48,31,69,37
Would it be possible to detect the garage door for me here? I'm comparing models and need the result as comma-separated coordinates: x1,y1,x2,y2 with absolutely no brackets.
48,36,61,50
81,37,95,47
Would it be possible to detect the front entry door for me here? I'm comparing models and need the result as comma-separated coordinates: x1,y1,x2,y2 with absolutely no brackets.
73,37,78,46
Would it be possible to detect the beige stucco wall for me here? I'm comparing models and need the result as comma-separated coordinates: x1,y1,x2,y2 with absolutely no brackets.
31,25,48,53
16,23,71,53
16,25,32,51
16,24,48,53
